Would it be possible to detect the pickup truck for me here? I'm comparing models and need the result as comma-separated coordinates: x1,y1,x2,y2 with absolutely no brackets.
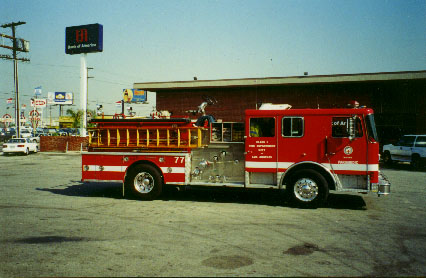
382,135,426,169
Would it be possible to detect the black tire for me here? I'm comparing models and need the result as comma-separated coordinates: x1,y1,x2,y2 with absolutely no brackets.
124,164,163,200
286,169,329,208
382,151,392,166
411,155,421,170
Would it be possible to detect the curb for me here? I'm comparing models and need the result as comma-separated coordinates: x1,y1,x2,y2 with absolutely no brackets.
38,151,82,155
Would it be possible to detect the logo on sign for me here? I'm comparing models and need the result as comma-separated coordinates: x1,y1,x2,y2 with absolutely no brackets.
76,29,88,43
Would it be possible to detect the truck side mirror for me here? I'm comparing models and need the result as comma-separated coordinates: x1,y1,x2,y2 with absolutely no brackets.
348,116,356,140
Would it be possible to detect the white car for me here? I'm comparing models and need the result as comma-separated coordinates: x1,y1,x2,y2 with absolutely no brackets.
382,135,426,169
2,138,39,155
20,128,34,138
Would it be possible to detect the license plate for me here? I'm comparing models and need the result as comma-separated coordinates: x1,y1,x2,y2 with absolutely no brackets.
10,146,15,148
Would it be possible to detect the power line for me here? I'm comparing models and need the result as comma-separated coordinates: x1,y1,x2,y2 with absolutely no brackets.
1,21,29,135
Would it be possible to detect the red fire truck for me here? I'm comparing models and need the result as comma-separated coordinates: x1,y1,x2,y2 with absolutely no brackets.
82,102,390,207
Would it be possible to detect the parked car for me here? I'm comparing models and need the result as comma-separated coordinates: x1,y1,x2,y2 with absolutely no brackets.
69,128,80,136
35,132,49,137
1,129,16,142
382,134,426,169
42,128,57,135
58,129,69,136
20,128,33,138
2,138,38,155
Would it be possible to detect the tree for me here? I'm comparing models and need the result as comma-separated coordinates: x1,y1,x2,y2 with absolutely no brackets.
87,109,96,128
66,109,83,128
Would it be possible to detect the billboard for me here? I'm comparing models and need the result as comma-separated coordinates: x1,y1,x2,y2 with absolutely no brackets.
65,23,103,55
48,92,73,105
123,89,147,103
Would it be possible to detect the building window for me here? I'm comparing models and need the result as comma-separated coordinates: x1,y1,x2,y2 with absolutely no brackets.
249,117,275,137
282,117,304,137
332,117,363,138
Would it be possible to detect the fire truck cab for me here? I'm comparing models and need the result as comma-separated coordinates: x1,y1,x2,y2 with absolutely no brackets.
82,103,390,207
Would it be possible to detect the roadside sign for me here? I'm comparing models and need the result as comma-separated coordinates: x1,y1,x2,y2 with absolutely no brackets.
47,92,73,105
29,110,40,128
34,86,42,96
123,89,147,103
65,24,103,55
2,114,12,128
31,99,47,108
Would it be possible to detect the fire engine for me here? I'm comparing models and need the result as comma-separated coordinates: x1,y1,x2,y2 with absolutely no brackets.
82,100,390,207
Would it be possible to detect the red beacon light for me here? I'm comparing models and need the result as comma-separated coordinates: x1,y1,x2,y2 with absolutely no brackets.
347,100,360,108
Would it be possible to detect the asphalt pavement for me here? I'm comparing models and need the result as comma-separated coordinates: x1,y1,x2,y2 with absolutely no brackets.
0,152,425,277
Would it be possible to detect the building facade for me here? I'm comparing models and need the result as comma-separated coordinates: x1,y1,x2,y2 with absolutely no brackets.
134,70,426,145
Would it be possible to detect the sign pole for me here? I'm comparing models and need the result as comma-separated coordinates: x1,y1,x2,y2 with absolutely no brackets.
65,23,102,137
80,53,87,137
33,98,36,135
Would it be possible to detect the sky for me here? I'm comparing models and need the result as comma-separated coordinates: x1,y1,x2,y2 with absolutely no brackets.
0,0,425,121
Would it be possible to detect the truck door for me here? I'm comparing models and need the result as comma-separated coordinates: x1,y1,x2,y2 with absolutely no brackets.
326,116,369,177
245,116,278,187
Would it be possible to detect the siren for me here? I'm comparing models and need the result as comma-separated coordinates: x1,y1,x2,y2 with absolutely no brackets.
347,100,360,108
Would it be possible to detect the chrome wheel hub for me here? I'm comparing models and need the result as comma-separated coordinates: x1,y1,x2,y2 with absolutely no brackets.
294,178,319,202
134,172,154,194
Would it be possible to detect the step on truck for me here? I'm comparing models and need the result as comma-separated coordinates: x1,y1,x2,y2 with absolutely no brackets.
81,101,390,207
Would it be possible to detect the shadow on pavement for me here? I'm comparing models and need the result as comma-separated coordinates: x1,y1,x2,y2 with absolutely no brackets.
36,181,123,199
380,162,425,172
37,182,367,210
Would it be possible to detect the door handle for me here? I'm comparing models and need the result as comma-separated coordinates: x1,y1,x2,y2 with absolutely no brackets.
325,137,335,156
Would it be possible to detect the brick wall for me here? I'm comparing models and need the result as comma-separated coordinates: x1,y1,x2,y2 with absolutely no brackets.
40,136,89,152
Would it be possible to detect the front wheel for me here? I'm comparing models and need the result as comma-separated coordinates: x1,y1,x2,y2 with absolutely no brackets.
383,151,392,166
125,164,163,200
286,169,328,208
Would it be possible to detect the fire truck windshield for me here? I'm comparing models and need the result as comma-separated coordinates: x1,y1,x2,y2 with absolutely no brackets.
366,114,379,142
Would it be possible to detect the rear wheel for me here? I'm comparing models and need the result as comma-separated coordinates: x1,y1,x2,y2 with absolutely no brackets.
411,155,421,170
286,169,328,208
125,164,163,200
24,148,29,155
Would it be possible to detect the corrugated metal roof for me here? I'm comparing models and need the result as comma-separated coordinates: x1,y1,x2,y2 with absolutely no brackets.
134,70,426,91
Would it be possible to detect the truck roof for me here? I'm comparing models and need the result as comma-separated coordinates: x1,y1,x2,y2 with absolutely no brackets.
245,108,374,116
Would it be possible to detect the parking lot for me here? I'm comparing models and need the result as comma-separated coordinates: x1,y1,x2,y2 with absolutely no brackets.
0,151,425,277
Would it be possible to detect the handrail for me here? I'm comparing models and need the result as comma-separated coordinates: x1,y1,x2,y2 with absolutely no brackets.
88,126,208,149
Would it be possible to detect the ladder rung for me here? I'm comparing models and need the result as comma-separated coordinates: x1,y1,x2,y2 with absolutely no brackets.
89,126,207,149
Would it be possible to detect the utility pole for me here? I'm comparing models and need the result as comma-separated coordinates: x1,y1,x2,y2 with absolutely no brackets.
1,21,30,138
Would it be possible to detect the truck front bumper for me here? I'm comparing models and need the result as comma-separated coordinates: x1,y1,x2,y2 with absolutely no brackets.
371,172,391,196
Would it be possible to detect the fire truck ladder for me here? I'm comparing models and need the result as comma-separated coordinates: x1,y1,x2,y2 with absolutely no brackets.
88,126,207,150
